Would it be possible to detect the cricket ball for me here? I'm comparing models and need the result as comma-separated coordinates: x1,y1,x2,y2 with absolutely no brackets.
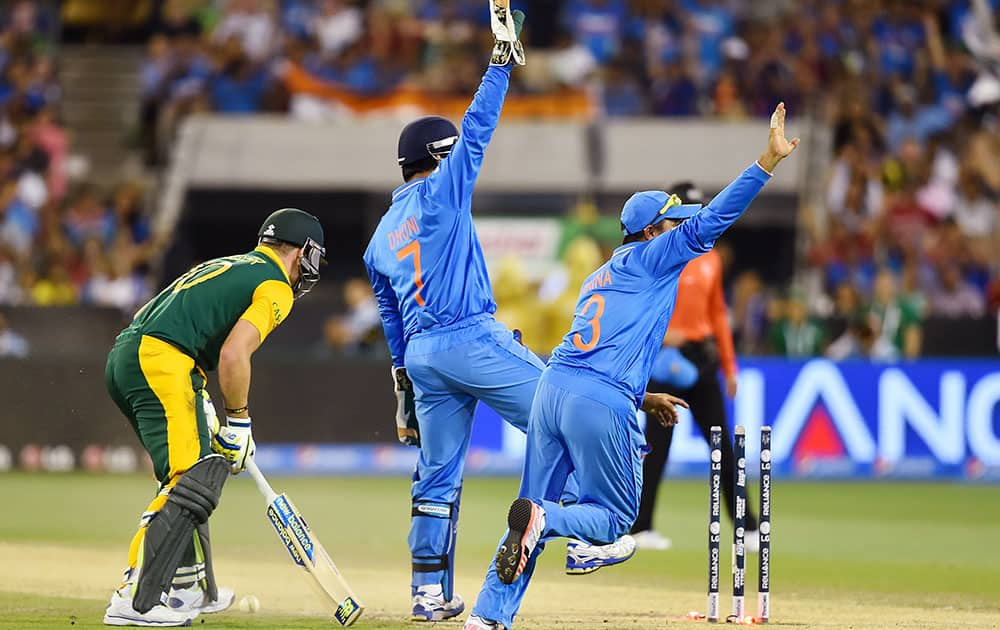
239,595,260,614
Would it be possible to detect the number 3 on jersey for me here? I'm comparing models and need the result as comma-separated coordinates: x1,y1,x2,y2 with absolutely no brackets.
572,294,605,351
396,240,425,306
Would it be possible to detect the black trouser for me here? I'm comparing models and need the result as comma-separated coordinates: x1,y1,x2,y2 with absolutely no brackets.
632,339,758,534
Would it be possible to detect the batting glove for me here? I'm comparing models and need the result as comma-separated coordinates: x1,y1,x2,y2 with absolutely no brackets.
392,367,420,447
490,1,525,66
212,418,255,474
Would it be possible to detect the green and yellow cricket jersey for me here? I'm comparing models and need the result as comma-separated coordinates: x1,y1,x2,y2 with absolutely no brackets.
125,246,294,371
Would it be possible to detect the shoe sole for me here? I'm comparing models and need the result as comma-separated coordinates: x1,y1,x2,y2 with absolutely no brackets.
495,498,541,585
103,613,192,627
196,591,235,615
410,599,465,622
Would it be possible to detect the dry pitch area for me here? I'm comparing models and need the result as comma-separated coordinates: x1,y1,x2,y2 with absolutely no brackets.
2,474,998,629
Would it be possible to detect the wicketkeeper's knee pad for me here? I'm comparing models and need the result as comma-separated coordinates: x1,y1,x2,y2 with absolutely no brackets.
410,499,460,601
133,455,228,613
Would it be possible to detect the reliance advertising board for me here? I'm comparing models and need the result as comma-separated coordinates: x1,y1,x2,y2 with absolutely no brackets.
255,358,1000,480
470,358,1000,481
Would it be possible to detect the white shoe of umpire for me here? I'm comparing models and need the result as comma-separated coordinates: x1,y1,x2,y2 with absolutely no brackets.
103,585,197,627
411,584,465,621
630,529,672,551
495,498,545,585
744,529,759,554
565,535,637,575
165,584,236,614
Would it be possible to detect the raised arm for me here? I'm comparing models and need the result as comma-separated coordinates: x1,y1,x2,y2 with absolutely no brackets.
641,103,799,276
424,66,511,211
424,5,525,210
365,261,407,368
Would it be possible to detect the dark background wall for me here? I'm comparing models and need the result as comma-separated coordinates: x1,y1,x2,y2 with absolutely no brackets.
2,306,996,454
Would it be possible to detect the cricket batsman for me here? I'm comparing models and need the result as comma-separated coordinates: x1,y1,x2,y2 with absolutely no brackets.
464,104,799,630
102,208,325,626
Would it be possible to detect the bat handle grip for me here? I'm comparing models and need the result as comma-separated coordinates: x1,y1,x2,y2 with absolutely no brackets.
245,458,278,503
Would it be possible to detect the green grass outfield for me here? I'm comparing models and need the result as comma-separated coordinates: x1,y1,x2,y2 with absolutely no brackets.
2,473,998,629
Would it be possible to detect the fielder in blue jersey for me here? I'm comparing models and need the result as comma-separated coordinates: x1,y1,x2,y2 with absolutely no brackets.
464,103,800,630
363,4,560,622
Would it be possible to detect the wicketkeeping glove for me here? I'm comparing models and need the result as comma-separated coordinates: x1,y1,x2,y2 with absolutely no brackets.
490,1,525,66
392,367,420,447
211,417,255,474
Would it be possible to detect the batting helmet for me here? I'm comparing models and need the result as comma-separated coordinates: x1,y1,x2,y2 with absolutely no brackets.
397,116,459,167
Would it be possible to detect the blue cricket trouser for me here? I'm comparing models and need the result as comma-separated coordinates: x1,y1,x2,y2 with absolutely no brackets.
404,314,546,597
472,366,646,628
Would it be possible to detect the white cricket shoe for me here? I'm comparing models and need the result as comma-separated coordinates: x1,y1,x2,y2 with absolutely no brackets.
631,529,673,551
464,614,501,629
166,584,236,614
103,585,197,627
411,584,465,621
744,529,759,554
495,498,545,585
565,535,637,575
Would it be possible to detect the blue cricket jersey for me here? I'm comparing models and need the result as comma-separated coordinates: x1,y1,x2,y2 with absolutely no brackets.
549,162,773,405
364,66,511,367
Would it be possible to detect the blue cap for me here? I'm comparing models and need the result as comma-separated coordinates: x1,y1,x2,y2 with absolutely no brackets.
620,191,702,236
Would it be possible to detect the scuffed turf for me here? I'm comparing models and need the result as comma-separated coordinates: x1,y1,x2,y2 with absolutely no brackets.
2,474,998,629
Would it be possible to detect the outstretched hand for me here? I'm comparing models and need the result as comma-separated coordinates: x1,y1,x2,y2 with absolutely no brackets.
758,102,799,173
641,392,690,428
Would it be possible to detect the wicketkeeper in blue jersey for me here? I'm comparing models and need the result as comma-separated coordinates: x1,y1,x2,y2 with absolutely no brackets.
464,103,800,630
363,1,565,622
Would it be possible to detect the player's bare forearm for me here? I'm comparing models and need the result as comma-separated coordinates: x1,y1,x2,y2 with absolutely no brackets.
219,320,261,417
219,355,251,418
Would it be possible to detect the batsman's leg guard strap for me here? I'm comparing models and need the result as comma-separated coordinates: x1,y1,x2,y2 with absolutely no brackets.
133,455,228,613
194,522,218,602
412,554,449,573
411,501,453,519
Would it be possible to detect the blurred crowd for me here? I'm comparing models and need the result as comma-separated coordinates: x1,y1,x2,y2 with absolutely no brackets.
2,0,997,366
0,2,157,314
129,1,997,153
135,0,1000,362
797,0,1000,359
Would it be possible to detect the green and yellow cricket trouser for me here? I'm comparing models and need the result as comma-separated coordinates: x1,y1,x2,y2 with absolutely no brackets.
105,331,214,588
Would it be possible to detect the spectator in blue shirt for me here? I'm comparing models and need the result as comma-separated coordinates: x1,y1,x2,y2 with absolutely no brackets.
872,6,925,79
683,0,734,79
651,59,698,116
209,37,271,113
885,84,954,153
563,0,627,63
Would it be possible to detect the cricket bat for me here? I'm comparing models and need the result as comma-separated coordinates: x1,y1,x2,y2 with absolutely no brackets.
246,458,364,626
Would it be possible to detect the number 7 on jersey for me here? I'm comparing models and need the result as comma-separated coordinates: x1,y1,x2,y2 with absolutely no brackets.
396,240,426,306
